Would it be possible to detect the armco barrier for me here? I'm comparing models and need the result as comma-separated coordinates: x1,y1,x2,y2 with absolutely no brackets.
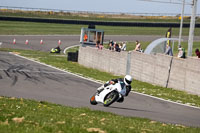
78,46,200,95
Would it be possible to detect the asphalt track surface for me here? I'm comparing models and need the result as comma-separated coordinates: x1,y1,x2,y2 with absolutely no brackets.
0,35,200,127
0,35,200,52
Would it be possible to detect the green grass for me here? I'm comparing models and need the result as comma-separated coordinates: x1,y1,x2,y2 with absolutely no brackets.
1,47,200,108
1,96,199,133
0,21,86,35
66,46,80,53
0,20,200,36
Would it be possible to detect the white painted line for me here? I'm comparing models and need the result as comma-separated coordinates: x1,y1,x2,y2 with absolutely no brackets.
131,91,200,110
9,52,200,110
9,52,103,85
63,44,81,54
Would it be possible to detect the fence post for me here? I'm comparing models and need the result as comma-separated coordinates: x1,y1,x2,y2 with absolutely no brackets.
126,51,131,75
165,56,173,88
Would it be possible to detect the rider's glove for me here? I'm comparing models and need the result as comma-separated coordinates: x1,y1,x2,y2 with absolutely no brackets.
109,81,115,84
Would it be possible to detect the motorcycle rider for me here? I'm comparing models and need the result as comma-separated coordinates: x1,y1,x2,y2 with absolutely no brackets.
50,46,61,53
97,75,133,102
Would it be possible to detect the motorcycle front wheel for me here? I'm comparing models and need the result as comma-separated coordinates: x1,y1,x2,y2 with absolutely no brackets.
90,94,98,105
103,91,119,107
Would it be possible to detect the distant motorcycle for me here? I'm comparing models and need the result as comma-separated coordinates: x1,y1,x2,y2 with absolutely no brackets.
50,46,61,53
90,82,127,107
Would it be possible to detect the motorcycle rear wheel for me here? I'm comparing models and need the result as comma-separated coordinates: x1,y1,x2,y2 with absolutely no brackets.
103,91,119,107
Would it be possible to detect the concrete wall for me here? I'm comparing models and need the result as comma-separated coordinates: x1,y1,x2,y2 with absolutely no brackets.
78,46,128,76
130,52,172,87
168,57,200,95
78,46,200,95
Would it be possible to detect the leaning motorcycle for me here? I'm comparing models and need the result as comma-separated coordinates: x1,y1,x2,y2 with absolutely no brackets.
90,82,127,107
50,47,61,53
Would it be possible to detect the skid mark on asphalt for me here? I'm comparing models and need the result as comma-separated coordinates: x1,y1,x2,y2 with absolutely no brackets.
0,61,72,86
1,64,41,86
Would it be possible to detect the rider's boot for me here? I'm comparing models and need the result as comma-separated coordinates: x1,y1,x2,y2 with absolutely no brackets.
117,96,124,103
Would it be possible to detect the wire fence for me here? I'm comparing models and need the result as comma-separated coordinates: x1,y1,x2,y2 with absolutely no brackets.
0,6,199,17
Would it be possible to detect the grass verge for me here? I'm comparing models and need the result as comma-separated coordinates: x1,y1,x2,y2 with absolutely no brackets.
1,96,200,133
0,47,200,108
0,20,200,36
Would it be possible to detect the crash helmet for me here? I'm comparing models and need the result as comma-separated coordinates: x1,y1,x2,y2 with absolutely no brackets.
124,75,133,85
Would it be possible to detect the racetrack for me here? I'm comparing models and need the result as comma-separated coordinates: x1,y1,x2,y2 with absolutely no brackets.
0,35,200,127
1,35,199,53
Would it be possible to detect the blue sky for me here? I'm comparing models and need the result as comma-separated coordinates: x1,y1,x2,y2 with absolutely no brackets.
0,0,199,15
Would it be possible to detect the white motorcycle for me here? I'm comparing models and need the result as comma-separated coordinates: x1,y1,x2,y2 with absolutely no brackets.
90,81,127,107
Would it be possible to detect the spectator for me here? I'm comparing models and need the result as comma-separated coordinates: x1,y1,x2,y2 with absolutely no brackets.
195,48,200,58
99,43,103,50
119,43,122,50
83,32,88,42
114,42,121,52
121,42,127,51
165,27,172,46
113,42,117,51
134,40,142,52
177,46,186,58
109,40,114,50
165,44,173,56
96,41,100,49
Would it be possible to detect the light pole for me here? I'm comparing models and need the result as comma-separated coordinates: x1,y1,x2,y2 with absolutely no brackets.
178,0,185,47
188,0,198,56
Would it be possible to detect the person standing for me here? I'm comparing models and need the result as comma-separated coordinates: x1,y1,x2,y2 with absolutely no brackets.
165,44,173,56
83,33,88,42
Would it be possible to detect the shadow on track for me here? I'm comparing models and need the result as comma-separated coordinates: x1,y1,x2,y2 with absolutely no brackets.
108,105,155,113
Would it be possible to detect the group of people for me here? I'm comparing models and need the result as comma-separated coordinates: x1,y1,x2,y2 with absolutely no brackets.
108,40,143,53
108,40,127,52
165,44,200,59
165,44,186,58
49,42,200,59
